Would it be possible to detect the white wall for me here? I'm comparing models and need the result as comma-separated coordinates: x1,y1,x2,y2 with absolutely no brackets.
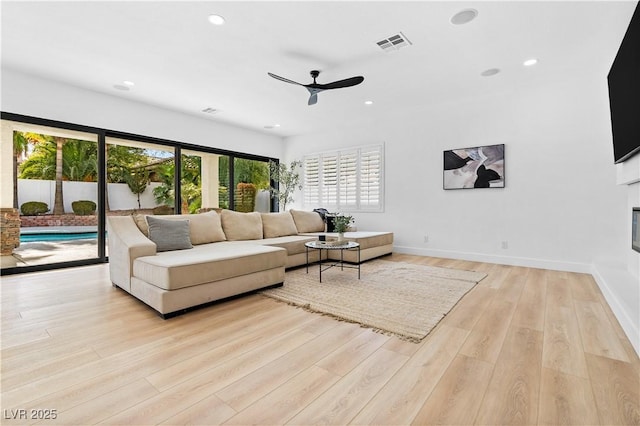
287,73,625,269
286,73,637,350
106,182,163,211
1,69,284,160
17,179,163,213
592,154,640,353
16,179,55,212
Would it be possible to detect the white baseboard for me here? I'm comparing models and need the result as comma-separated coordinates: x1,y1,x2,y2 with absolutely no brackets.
591,264,640,356
393,246,592,273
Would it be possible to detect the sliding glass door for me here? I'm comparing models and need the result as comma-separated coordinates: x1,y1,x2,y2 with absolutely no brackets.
1,119,101,270
1,113,278,275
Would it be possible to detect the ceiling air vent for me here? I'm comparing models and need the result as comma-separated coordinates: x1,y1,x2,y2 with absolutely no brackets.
376,32,412,52
201,107,219,114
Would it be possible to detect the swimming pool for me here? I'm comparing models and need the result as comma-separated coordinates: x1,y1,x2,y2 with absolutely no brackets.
20,232,98,243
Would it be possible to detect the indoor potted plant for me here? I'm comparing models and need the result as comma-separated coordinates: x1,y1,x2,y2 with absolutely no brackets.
332,214,354,241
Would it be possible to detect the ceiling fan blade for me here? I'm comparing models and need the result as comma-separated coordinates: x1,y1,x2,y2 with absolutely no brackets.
270,70,363,105
268,72,304,86
317,76,364,90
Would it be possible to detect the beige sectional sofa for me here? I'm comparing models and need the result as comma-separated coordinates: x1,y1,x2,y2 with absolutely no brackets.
107,209,393,318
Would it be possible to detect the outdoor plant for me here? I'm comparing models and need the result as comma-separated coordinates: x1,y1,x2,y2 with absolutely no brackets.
71,200,97,216
332,214,354,233
152,205,174,215
124,168,150,209
269,160,302,211
235,182,257,212
20,201,49,216
152,163,175,207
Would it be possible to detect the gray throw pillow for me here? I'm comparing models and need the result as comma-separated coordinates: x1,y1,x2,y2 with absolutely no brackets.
146,216,193,252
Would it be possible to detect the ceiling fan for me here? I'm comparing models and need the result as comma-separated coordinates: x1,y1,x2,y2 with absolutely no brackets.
268,70,364,105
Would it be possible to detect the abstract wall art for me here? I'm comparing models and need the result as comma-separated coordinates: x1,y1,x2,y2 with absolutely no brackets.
443,144,505,190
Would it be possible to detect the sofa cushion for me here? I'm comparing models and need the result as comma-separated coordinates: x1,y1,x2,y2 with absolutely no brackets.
133,243,285,290
133,211,226,245
221,210,263,240
330,231,393,250
290,209,325,233
261,212,298,238
195,211,227,243
133,213,150,235
146,216,193,252
240,235,318,255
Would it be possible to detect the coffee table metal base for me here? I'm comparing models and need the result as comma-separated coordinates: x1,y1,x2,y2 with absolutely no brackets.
305,241,360,283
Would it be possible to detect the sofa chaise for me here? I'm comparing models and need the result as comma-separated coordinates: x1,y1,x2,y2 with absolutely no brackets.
107,209,393,318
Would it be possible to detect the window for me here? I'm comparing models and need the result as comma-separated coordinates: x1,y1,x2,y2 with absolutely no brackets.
1,112,277,276
218,155,272,212
2,119,102,270
303,144,384,212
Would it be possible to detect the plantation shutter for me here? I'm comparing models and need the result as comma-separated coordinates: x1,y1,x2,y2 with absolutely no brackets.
339,150,358,209
303,155,319,206
302,144,384,212
359,146,382,209
321,154,338,206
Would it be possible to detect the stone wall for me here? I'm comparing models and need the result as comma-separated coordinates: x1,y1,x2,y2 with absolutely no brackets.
1,208,20,255
19,209,160,227
20,214,98,227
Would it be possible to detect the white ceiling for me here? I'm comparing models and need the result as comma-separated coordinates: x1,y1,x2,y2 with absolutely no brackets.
1,1,637,138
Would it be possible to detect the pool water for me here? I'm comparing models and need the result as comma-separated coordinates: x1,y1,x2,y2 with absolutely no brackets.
20,232,98,243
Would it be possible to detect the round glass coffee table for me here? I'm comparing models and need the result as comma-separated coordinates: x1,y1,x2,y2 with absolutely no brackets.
305,241,360,283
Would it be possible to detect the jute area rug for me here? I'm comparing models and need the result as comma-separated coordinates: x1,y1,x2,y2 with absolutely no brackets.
260,259,487,342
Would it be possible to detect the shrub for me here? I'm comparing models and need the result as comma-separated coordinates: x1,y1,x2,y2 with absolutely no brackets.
152,205,174,215
235,182,257,213
71,200,97,216
20,201,49,216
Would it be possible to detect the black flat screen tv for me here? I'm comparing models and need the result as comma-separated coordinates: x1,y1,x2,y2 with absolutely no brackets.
608,1,640,164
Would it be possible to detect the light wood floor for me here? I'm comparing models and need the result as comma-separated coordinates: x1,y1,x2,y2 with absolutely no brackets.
1,254,639,425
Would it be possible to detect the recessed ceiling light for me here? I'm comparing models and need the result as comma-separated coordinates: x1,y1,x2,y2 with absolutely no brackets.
481,68,501,77
264,124,281,129
113,84,130,91
451,9,478,25
208,14,225,25
202,107,218,114
523,58,538,66
364,100,374,105
123,80,135,87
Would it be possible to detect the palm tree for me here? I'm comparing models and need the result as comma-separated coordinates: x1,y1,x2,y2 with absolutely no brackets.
12,132,30,209
62,140,98,182
13,132,54,209
19,139,56,179
52,136,65,214
17,135,65,214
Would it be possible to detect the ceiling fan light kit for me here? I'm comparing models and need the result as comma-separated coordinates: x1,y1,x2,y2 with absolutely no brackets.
268,69,364,105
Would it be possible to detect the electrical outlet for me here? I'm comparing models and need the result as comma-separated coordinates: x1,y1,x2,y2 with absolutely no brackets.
424,235,429,243
501,241,508,249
